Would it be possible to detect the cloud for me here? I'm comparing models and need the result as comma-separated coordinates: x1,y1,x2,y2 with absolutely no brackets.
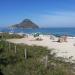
37,11,75,27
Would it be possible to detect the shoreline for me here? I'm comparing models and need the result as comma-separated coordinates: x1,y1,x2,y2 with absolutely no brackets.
6,34,75,63
0,27,75,37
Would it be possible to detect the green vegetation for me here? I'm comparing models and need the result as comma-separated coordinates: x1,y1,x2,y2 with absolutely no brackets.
0,40,75,75
0,34,75,75
0,33,24,39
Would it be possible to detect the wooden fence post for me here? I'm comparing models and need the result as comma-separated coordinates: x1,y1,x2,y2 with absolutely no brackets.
45,55,48,68
9,42,10,51
15,45,17,54
24,48,27,59
2,33,3,39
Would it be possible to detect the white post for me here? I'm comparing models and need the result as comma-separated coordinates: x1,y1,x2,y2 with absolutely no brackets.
45,55,48,68
24,48,27,59
15,45,17,54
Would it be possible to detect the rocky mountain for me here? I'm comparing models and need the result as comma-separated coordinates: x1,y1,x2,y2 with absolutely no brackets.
11,19,39,29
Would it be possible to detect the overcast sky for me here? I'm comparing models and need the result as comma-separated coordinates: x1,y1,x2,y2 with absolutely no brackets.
0,0,75,27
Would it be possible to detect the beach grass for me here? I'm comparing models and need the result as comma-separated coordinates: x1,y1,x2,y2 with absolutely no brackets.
0,39,75,75
0,32,24,40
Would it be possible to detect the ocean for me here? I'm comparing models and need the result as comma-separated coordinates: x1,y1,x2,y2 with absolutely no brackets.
0,27,75,36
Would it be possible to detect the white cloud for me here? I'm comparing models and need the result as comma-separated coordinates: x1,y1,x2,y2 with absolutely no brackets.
37,11,75,27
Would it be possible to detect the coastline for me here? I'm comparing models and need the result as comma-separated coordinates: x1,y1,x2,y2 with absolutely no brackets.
6,33,75,63
0,27,75,37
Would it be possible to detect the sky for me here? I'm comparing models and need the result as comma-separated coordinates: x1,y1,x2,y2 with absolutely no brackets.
0,0,75,27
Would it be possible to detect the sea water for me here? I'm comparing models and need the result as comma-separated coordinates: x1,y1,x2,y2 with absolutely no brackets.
0,27,75,36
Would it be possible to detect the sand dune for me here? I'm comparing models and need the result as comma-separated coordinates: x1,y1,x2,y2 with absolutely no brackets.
7,35,75,62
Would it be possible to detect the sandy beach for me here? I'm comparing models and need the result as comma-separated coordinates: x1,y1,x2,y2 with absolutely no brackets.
7,34,75,62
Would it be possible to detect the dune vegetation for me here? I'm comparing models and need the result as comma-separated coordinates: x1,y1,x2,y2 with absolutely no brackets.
0,33,75,75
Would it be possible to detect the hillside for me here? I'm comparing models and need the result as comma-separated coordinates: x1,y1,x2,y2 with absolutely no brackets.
11,19,39,29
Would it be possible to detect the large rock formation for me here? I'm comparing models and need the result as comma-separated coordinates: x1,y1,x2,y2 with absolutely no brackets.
11,19,39,29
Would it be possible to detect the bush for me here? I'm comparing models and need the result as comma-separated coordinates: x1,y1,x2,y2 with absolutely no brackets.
0,40,75,75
